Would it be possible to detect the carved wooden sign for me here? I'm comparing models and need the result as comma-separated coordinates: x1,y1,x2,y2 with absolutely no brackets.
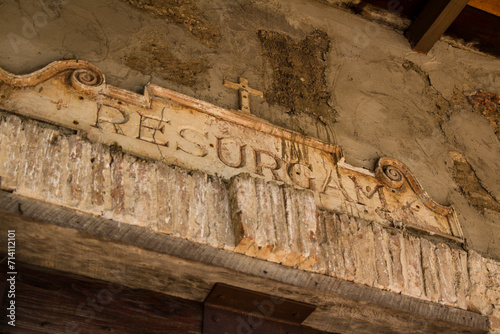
0,60,463,241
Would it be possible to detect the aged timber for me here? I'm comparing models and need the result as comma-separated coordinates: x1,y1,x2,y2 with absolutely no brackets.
0,191,490,334
0,263,203,334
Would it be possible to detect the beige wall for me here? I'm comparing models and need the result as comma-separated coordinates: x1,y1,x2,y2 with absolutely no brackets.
0,0,499,331
5,0,497,258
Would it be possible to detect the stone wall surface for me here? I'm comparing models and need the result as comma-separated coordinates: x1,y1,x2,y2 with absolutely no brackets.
0,0,498,261
1,113,499,330
0,0,499,331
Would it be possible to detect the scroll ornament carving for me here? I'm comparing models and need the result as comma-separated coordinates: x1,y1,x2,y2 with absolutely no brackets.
0,60,463,242
0,60,104,89
376,157,452,216
70,67,104,92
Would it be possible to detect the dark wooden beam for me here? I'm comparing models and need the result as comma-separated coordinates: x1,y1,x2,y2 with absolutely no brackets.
447,5,500,57
406,0,470,52
0,263,204,334
0,264,338,334
0,190,490,334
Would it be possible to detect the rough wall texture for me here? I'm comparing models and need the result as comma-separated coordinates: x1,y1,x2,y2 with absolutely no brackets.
467,90,500,140
1,0,498,261
1,113,500,329
124,0,221,47
258,29,332,118
450,151,500,215
125,41,209,87
0,0,499,331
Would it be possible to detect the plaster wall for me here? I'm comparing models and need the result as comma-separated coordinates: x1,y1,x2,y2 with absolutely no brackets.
0,0,499,290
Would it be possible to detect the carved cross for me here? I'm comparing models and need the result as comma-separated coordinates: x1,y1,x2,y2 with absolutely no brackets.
223,77,263,114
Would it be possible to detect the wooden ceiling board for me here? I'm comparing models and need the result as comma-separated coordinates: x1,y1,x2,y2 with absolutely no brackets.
468,0,500,17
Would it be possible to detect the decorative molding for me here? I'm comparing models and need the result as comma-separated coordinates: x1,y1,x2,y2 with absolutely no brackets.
0,60,463,241
375,158,463,240
0,60,104,88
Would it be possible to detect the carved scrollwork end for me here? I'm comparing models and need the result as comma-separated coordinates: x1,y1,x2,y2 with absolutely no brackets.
71,68,104,87
376,158,405,189
376,157,452,216
0,60,105,90
69,66,105,95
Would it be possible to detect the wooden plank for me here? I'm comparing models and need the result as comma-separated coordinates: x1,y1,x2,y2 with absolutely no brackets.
406,0,470,52
0,264,335,334
446,5,500,57
468,0,500,17
0,263,203,334
358,0,500,56
0,190,490,334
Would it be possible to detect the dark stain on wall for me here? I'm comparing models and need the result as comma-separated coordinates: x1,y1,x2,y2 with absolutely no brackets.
451,151,500,214
124,0,220,47
467,90,500,141
258,30,332,118
125,40,208,87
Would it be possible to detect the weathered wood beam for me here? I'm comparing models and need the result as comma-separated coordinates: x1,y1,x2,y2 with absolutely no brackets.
0,264,204,334
0,263,335,334
0,190,490,334
406,0,470,52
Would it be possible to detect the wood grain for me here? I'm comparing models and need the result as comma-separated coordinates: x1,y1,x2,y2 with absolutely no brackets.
468,0,500,17
406,0,470,52
0,264,203,334
0,190,489,334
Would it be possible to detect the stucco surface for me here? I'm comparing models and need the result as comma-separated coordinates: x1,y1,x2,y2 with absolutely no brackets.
0,0,499,259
